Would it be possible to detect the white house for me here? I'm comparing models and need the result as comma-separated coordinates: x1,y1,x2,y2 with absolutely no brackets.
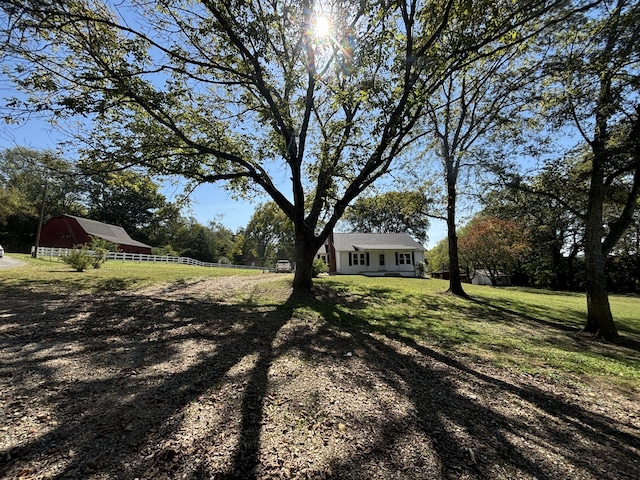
317,232,425,277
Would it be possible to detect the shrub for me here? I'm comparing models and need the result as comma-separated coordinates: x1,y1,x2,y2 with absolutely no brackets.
415,261,427,278
312,258,329,277
89,236,116,269
61,245,94,272
152,245,179,256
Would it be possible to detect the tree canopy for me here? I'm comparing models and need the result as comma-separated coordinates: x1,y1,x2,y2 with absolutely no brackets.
0,147,202,255
244,201,295,266
481,176,584,290
458,215,530,286
342,190,431,244
87,170,168,237
520,0,640,339
0,147,87,249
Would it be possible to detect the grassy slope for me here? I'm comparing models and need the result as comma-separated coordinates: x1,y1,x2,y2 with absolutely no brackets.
1,254,263,293
3,255,638,393
313,276,640,393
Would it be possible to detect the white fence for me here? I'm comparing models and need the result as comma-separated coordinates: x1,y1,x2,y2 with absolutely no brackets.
35,246,268,271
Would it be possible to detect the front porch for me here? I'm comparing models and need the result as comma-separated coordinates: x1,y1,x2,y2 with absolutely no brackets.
360,270,412,278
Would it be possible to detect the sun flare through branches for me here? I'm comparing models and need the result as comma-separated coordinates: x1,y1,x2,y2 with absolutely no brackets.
313,14,331,39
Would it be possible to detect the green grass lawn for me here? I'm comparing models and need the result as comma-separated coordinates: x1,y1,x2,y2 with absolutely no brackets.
0,253,264,293
2,255,638,393
312,275,640,393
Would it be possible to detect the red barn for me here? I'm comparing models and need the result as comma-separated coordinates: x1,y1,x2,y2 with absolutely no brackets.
39,215,153,254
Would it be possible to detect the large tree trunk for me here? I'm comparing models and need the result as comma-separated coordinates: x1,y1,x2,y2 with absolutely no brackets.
583,225,618,339
445,177,467,297
583,216,619,339
447,219,467,296
292,228,319,291
550,240,565,290
582,136,619,340
583,259,618,340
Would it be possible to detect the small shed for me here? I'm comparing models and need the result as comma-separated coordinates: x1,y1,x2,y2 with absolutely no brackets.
471,269,512,286
39,214,152,254
430,269,469,282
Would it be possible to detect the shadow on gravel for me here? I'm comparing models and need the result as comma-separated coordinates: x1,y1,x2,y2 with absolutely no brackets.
0,282,638,480
302,288,640,480
1,283,294,479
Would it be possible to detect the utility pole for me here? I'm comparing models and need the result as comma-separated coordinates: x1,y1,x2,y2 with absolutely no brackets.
33,179,48,258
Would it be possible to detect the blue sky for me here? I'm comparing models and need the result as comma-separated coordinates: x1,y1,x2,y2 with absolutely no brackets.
0,113,265,232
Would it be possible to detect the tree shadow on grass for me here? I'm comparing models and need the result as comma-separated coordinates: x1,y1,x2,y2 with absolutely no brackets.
1,281,638,479
467,295,584,332
468,294,640,355
302,287,640,479
4,272,140,294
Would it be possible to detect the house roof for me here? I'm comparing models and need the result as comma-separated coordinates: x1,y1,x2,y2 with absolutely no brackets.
329,232,424,252
65,215,152,249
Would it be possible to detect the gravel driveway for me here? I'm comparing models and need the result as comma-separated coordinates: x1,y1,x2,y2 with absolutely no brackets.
0,256,26,269
1,276,638,479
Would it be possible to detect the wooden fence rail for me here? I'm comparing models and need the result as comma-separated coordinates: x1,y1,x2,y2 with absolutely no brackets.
36,247,269,271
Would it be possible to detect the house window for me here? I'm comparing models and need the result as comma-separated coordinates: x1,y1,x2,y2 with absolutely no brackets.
379,254,385,266
396,252,412,265
351,252,368,266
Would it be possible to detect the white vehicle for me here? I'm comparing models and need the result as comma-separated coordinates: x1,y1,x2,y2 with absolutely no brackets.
0,245,3,258
275,259,292,273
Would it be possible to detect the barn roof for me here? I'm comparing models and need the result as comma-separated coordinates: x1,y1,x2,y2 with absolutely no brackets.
65,215,152,249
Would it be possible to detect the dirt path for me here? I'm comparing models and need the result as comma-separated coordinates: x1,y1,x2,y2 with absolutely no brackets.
1,276,638,479
0,256,26,269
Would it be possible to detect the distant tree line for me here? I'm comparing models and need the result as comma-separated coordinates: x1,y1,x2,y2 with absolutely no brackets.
0,147,244,263
426,165,640,294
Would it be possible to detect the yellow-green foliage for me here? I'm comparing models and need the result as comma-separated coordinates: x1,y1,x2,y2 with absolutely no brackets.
61,245,94,272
